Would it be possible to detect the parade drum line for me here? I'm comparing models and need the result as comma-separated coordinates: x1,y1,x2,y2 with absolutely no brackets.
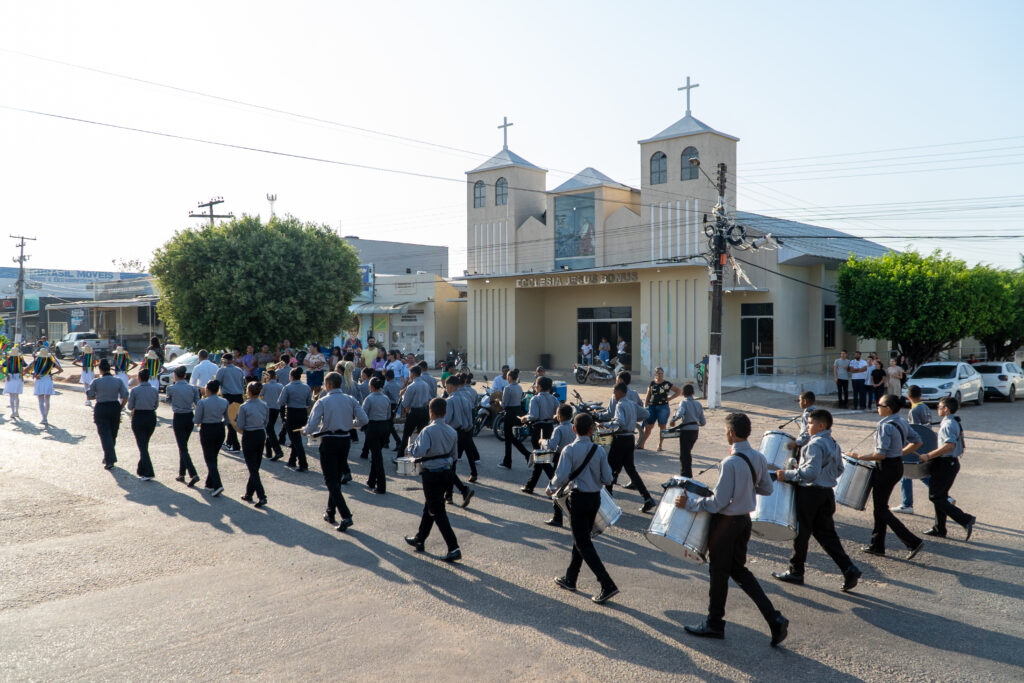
553,488,622,538
593,428,615,446
395,457,419,476
835,455,875,510
759,430,798,470
903,424,938,479
751,467,797,541
645,477,714,564
529,449,555,468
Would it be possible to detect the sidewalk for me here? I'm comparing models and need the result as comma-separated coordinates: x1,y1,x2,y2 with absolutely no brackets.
723,373,834,397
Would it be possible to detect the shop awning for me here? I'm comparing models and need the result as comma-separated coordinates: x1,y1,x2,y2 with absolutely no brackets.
46,297,158,311
349,301,424,315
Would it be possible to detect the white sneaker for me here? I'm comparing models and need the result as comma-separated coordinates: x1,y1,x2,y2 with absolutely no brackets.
948,497,956,505
212,486,224,497
138,475,153,481
891,505,914,514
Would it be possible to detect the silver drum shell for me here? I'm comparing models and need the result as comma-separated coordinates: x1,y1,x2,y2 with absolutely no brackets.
835,456,875,510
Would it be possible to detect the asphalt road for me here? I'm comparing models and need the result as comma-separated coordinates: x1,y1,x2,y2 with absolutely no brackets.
1,383,1022,681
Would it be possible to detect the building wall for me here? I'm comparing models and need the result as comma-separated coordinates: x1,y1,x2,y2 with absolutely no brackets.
639,267,709,381
343,237,448,278
467,165,547,276
467,281,517,372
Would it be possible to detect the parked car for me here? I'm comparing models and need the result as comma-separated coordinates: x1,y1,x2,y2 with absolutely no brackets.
974,362,1024,402
54,332,113,359
904,362,985,406
158,352,201,392
164,343,184,362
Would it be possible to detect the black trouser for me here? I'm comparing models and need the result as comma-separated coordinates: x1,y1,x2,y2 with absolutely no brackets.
199,423,225,490
872,385,885,406
836,379,849,407
265,408,283,457
366,421,389,493
320,435,353,520
457,429,479,477
285,407,308,468
928,458,972,533
679,430,699,478
278,407,290,447
564,490,615,591
869,458,921,551
707,514,777,631
607,435,651,500
172,412,197,478
242,429,267,500
387,405,400,448
527,449,561,495
525,423,557,490
131,409,156,478
223,393,243,449
94,401,121,466
399,407,429,457
851,379,867,409
530,420,554,450
445,463,469,499
416,468,459,551
789,486,853,575
503,406,530,466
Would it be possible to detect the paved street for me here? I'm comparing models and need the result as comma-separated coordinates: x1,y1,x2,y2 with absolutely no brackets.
1,383,1022,681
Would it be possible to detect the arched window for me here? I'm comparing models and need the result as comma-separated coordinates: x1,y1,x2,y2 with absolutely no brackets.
495,177,508,206
681,146,699,181
650,152,667,185
473,180,486,208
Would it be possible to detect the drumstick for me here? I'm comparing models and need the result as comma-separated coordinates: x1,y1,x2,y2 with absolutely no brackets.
777,414,800,429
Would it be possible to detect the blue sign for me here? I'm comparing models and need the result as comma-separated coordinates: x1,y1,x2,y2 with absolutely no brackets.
359,264,374,301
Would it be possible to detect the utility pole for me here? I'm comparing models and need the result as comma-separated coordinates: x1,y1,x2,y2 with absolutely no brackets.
9,234,36,344
707,163,728,409
189,197,234,227
266,193,277,219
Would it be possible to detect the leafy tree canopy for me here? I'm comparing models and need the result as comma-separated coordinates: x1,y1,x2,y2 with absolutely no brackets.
976,269,1024,361
150,215,361,351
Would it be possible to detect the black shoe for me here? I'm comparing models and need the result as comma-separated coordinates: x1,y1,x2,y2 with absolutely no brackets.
444,495,454,504
442,547,462,563
861,546,885,557
240,495,254,503
923,527,947,537
297,467,309,473
468,475,477,483
769,612,789,647
324,512,337,526
270,453,283,461
907,541,925,560
497,463,511,470
554,576,576,592
521,486,534,494
373,489,386,495
104,463,114,470
461,489,474,508
622,481,637,490
592,586,619,605
264,453,272,459
544,518,563,527
771,571,804,585
640,498,656,514
336,518,353,533
174,475,185,483
842,566,862,592
340,474,351,484
405,535,424,552
187,475,200,488
964,516,976,542
254,499,267,508
684,621,725,639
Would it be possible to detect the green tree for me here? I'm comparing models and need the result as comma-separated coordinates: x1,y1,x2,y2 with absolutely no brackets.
151,215,361,350
976,269,1024,361
836,250,991,368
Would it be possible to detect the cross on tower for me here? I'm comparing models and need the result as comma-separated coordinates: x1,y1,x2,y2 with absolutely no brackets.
678,76,700,116
498,116,513,150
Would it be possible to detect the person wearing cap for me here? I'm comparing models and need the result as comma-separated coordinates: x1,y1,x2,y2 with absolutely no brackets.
73,343,98,407
128,368,160,480
31,346,63,426
88,358,129,469
3,349,28,419
111,346,137,393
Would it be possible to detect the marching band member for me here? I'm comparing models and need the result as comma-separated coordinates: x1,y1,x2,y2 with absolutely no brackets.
500,368,532,468
73,343,97,407
772,409,862,591
790,391,817,449
418,360,439,398
215,353,246,453
442,376,475,507
453,373,482,482
236,381,270,508
404,398,462,562
127,368,160,481
600,383,656,513
87,359,129,469
31,346,62,426
166,365,201,486
383,369,403,450
279,366,313,471
397,365,431,458
362,376,392,494
676,412,789,646
521,375,559,494
111,346,137,393
3,349,27,419
545,412,618,604
194,379,229,497
306,371,368,532
919,397,976,540
668,383,706,477
259,367,285,461
848,394,925,560
542,403,576,528
894,384,933,514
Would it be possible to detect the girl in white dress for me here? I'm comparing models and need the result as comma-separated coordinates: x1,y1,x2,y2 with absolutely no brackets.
111,346,137,392
3,350,27,419
74,343,97,406
31,346,63,426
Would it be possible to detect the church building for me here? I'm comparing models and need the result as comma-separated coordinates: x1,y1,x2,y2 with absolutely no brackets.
464,90,888,381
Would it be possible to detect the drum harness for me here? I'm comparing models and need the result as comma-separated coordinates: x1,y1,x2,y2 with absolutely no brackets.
552,444,599,499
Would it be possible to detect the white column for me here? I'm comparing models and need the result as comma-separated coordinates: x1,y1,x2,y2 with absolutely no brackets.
676,201,682,257
650,209,655,263
694,200,700,256
658,203,664,260
684,202,690,255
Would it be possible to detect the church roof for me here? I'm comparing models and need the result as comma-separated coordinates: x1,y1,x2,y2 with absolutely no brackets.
638,113,739,144
736,211,891,264
468,148,545,174
551,167,635,194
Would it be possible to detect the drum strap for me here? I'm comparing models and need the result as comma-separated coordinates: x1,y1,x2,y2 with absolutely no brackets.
554,444,599,498
734,452,758,488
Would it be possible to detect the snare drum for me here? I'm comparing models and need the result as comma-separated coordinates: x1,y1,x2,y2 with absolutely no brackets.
645,477,714,564
529,449,555,468
759,430,797,470
835,455,875,510
553,488,622,538
395,457,419,476
904,424,937,479
593,428,615,446
751,469,797,541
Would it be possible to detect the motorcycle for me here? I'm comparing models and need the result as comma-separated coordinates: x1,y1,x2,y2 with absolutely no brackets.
473,381,500,436
492,389,535,441
573,355,625,384
570,390,605,417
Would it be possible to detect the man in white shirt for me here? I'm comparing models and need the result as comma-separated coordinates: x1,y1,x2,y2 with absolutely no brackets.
580,339,593,364
833,350,850,409
190,349,219,394
848,351,869,411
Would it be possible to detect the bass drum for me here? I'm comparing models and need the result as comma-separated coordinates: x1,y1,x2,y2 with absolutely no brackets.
645,477,714,564
835,456,875,510
751,469,797,541
553,488,622,538
758,430,797,470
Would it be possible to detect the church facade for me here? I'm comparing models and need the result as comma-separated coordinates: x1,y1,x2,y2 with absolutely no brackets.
464,100,888,381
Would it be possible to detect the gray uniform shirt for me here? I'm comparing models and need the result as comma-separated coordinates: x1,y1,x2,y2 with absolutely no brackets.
356,380,370,403
686,441,773,515
459,384,481,409
307,389,368,433
127,383,160,411
194,395,229,424
403,379,431,409
602,398,638,433
784,428,844,488
279,380,313,410
673,397,706,431
502,383,524,408
362,392,392,421
795,405,816,447
528,392,559,421
260,380,284,410
419,373,439,398
937,416,964,458
167,379,200,414
545,422,575,454
236,399,269,431
547,436,613,493
444,392,473,432
384,379,402,406
875,414,921,458
409,419,457,471
88,374,129,403
909,402,932,427
215,365,246,395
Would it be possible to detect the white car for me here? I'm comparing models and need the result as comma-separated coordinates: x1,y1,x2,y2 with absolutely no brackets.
904,362,985,406
973,362,1024,402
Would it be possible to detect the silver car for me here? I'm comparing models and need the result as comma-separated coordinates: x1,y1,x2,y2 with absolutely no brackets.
974,362,1024,402
904,362,985,406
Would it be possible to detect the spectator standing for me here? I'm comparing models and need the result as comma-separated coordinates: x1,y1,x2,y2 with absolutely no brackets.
848,352,869,410
241,345,258,383
870,360,886,408
885,357,904,396
361,337,379,369
833,350,850,409
255,344,276,373
304,344,327,397
638,367,681,451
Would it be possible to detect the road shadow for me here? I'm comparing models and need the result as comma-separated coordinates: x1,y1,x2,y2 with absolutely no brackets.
41,424,87,445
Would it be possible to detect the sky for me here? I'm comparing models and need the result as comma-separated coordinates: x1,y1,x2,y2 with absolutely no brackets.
2,0,1023,284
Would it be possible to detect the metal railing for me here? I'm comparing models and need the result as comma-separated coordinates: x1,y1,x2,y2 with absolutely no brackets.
742,353,834,377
